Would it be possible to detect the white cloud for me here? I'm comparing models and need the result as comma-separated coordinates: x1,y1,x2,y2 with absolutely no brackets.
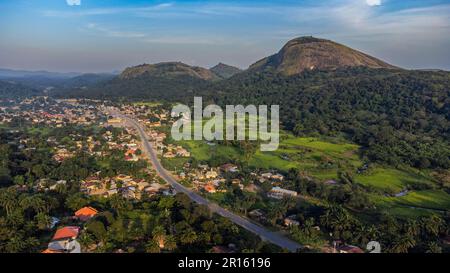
84,23,226,45
86,23,146,38
66,0,81,6
366,0,381,6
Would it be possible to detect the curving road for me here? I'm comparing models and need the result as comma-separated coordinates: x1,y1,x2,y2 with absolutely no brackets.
109,109,301,252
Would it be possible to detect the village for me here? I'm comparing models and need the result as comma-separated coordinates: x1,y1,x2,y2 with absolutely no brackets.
2,97,433,254
110,103,297,200
105,103,319,233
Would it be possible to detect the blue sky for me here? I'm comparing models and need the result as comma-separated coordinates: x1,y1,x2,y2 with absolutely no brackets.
0,0,449,72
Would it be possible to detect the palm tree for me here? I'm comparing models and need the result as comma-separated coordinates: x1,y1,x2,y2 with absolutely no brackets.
164,235,177,252
240,195,254,216
365,225,380,242
267,203,285,225
35,212,52,230
152,226,166,249
78,232,95,251
179,229,197,245
390,234,416,253
322,205,353,234
109,194,128,216
0,188,18,216
421,215,444,238
20,195,46,214
425,242,442,253
404,219,420,238
145,239,161,253
5,234,26,253
281,196,296,211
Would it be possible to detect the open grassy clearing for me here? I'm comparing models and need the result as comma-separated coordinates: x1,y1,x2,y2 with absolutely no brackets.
381,190,450,210
355,167,434,192
168,128,363,179
369,189,450,218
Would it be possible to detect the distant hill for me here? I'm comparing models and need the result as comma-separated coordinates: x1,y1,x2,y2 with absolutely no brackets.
210,63,242,79
0,68,81,79
0,71,115,91
249,36,397,75
61,73,115,88
0,80,41,98
119,62,220,81
54,62,221,100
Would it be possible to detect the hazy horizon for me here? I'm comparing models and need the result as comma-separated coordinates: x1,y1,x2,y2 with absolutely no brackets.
1,0,450,73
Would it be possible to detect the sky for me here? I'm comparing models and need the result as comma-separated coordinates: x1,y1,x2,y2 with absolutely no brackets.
0,0,449,72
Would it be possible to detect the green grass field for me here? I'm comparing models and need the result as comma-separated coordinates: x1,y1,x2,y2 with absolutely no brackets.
282,136,359,153
371,189,450,218
167,131,363,179
160,157,189,171
355,167,434,192
248,134,363,178
383,190,450,210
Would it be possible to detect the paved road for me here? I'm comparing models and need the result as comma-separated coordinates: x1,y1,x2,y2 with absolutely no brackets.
109,110,301,252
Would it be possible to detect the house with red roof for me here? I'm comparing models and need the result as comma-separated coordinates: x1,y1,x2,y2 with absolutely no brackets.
52,226,80,241
338,245,365,253
74,206,98,221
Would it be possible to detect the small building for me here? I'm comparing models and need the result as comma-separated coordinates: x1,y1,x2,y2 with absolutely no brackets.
108,117,122,123
47,239,81,253
204,184,217,193
49,217,60,229
284,217,300,227
52,226,80,241
74,207,98,221
271,174,284,181
205,170,218,179
338,245,364,254
268,187,298,199
249,209,264,219
220,163,238,173
42,248,64,253
324,180,338,185
211,246,234,253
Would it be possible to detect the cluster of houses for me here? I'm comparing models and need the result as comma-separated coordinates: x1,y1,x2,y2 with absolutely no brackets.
0,97,103,128
174,161,295,198
117,104,191,160
176,163,242,193
146,130,191,159
42,206,99,253
254,172,299,199
102,127,144,160
162,144,191,158
48,134,102,163
81,173,173,200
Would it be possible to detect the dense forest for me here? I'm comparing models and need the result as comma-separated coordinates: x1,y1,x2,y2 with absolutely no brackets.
55,74,209,101
203,68,450,169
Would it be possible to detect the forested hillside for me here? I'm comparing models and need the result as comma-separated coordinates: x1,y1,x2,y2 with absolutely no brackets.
200,67,450,169
0,80,41,98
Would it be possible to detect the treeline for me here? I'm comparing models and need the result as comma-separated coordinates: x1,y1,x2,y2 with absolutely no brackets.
52,74,209,101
